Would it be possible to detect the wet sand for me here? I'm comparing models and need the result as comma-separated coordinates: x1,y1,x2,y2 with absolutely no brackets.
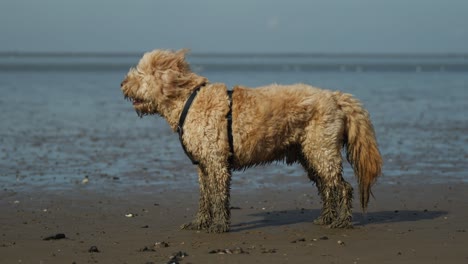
1,181,467,264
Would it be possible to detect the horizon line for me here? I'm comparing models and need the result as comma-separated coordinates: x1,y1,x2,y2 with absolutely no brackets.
1,51,468,59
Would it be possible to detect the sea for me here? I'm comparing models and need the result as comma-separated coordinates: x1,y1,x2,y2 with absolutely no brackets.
1,52,467,193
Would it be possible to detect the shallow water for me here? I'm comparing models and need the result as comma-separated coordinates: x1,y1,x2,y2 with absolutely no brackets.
1,54,467,193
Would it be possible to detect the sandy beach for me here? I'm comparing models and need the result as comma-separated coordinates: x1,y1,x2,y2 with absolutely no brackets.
1,179,467,264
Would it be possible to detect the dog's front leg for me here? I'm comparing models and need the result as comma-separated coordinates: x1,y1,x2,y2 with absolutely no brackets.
181,166,212,230
206,161,231,233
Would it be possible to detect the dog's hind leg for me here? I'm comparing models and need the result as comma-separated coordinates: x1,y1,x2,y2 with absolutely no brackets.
181,166,212,231
306,147,353,228
329,178,353,228
314,179,339,226
301,130,354,227
299,158,334,225
312,151,353,228
299,154,337,225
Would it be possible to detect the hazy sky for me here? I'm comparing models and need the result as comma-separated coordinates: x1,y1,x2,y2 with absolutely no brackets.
1,0,467,53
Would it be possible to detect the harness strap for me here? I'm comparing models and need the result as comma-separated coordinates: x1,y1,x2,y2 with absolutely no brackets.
177,86,234,166
177,85,204,165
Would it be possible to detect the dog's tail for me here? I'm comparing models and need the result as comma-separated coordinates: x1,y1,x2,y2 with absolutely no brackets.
334,92,382,212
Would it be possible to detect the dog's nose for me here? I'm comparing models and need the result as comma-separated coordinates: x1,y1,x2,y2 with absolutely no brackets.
120,81,124,87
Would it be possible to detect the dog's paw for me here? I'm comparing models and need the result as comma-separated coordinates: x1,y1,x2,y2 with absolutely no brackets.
328,221,354,229
207,223,230,233
180,221,207,231
313,216,334,226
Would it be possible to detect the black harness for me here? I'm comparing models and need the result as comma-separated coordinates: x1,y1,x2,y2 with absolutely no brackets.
177,85,234,166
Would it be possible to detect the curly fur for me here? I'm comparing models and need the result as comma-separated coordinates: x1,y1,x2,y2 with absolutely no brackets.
121,49,383,232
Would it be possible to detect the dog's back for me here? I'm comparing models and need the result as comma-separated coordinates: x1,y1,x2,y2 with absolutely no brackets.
231,83,337,167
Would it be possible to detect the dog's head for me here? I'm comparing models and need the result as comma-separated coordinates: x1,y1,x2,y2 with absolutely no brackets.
121,49,206,118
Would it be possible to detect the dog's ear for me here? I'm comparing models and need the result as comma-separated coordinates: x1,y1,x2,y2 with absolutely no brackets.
159,67,207,99
145,49,190,74
159,69,190,99
175,48,189,57
147,49,206,98
172,49,190,73
159,69,177,98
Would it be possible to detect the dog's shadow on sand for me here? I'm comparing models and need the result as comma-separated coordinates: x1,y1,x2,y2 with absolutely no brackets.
231,208,447,232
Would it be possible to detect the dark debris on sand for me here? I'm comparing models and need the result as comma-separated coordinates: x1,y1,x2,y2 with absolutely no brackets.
140,241,170,252
209,247,249,254
42,233,66,241
88,246,100,253
260,248,277,254
291,238,306,243
167,251,189,264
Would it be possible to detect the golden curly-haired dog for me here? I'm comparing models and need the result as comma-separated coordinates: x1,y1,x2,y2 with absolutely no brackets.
121,49,382,233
